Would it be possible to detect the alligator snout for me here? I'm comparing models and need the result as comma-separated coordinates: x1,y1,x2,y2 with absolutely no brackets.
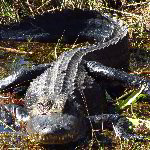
26,114,86,144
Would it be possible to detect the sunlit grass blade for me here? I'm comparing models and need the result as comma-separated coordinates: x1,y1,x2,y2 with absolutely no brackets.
118,84,146,110
128,118,150,129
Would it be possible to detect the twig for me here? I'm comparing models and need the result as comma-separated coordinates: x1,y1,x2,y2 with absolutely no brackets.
0,46,32,54
126,1,150,7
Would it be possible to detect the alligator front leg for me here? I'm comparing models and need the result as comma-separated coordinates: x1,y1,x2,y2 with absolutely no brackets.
87,114,145,141
85,61,150,95
0,63,52,94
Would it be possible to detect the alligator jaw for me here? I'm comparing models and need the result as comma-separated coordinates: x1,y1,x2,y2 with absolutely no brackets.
29,132,79,144
26,114,86,144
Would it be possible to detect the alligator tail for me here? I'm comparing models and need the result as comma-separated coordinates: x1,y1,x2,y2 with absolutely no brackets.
87,114,145,141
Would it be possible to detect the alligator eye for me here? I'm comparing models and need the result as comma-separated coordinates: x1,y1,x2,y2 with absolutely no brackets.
42,113,47,115
37,103,46,112
37,102,44,108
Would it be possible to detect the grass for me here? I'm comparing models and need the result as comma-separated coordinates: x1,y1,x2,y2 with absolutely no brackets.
0,0,150,149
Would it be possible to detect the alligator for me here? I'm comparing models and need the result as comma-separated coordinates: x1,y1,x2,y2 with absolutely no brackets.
0,8,120,44
0,9,150,145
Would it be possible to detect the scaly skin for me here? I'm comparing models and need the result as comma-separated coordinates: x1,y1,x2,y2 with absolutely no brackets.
23,11,140,144
0,9,148,144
